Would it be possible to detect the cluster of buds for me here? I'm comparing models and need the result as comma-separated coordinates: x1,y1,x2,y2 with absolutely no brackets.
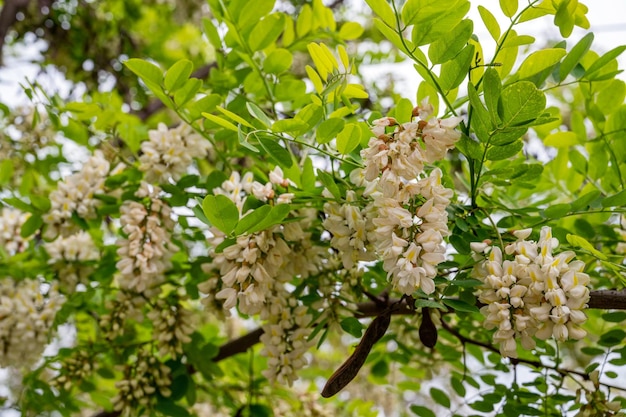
146,297,194,358
99,291,145,340
51,350,93,391
139,122,212,184
112,349,172,414
116,183,175,297
472,227,590,357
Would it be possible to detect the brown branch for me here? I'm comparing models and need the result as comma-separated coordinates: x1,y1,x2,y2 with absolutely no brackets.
587,289,626,309
0,0,32,65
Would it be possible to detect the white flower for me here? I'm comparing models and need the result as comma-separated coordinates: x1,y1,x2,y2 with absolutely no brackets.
139,122,211,183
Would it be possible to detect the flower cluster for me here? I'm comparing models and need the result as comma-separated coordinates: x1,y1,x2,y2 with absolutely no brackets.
139,122,212,184
44,150,111,238
112,349,172,414
44,230,100,291
472,227,590,357
199,168,318,384
99,291,145,340
0,207,31,255
324,100,461,295
116,183,175,297
146,297,194,358
260,295,314,386
0,278,64,369
51,350,93,391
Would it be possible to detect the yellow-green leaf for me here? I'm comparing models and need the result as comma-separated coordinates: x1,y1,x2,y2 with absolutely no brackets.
202,112,238,132
517,48,566,79
544,131,579,148
216,106,255,129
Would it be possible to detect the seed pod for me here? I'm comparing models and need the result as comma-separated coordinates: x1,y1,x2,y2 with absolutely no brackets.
419,307,438,348
321,310,391,398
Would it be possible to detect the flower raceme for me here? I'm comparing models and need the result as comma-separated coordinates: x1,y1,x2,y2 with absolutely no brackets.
324,100,461,296
472,227,590,358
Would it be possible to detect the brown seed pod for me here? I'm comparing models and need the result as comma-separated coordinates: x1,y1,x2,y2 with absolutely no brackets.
419,307,438,348
321,310,392,398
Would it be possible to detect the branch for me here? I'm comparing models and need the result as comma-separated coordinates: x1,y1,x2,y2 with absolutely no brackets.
587,289,626,310
0,0,32,65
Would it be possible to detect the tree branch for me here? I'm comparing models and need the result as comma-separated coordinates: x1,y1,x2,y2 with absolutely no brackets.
0,0,32,65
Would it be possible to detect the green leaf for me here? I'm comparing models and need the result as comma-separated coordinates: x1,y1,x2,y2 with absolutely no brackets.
318,171,341,199
202,195,239,234
246,204,291,234
517,49,566,79
174,78,202,107
596,79,626,115
317,118,345,144
428,19,473,64
340,317,364,338
203,18,222,50
430,387,451,408
483,68,502,122
164,59,194,93
439,44,474,91
499,0,518,18
202,112,238,132
339,22,364,40
456,135,483,160
584,45,626,79
246,102,273,128
559,33,594,81
499,81,545,127
599,329,626,347
0,159,14,185
264,48,293,74
249,13,284,52
468,83,492,142
216,106,255,129
478,6,500,42
410,405,436,417
155,400,192,417
272,118,308,134
570,190,600,211
485,141,523,160
20,214,42,238
365,0,396,26
336,123,361,154
544,203,571,219
442,298,479,313
410,2,470,47
566,234,608,260
257,136,293,168
602,189,626,208
603,312,626,323
544,131,579,148
235,205,272,235
124,58,163,86
373,19,420,61
31,195,51,212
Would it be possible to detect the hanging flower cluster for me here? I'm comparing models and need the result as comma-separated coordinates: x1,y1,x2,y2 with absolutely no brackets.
116,182,175,297
0,278,64,369
139,122,212,184
99,291,145,340
44,150,111,238
0,207,31,255
324,100,461,295
51,350,94,391
146,297,194,358
472,227,590,357
44,230,100,291
112,348,172,414
199,167,320,385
